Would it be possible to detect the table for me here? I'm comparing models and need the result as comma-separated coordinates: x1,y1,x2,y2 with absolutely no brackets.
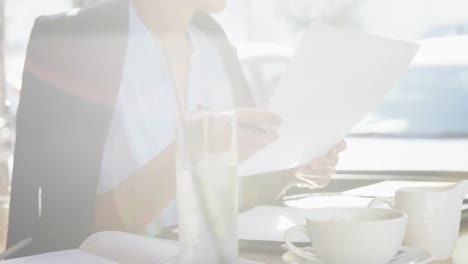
4,220,467,263
4,179,468,263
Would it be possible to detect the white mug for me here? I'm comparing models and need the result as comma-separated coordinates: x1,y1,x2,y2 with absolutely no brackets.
368,181,468,261
284,207,407,264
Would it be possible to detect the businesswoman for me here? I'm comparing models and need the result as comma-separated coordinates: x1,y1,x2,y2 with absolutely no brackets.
7,0,346,257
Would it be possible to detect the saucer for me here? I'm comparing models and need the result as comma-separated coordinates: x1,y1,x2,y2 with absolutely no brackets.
162,256,262,264
281,246,433,264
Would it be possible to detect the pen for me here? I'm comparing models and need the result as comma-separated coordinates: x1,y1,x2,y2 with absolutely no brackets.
196,104,271,134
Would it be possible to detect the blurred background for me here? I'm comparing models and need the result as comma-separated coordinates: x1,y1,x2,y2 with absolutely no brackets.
0,0,467,250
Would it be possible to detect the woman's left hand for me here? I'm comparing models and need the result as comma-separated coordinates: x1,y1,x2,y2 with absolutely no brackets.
292,140,347,189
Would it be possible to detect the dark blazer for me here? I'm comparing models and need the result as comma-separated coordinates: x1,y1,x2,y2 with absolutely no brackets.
7,0,254,257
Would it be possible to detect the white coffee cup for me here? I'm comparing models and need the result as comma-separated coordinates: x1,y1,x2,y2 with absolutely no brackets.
284,207,407,264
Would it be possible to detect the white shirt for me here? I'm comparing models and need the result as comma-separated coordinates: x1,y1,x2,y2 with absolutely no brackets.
97,4,234,230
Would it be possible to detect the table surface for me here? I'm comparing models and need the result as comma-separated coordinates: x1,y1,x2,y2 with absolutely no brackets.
4,219,468,263
5,179,468,264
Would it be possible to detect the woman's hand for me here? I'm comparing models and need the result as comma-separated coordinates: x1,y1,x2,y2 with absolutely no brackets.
292,140,347,189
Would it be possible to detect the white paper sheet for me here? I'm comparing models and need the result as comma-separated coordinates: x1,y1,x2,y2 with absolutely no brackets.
239,23,419,176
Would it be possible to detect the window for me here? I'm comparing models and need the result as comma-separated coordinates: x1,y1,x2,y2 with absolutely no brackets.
218,0,468,174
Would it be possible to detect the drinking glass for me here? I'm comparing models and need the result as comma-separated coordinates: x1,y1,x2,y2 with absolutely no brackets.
176,111,238,264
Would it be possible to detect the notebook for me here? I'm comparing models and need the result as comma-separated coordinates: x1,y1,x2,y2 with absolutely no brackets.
4,232,262,264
